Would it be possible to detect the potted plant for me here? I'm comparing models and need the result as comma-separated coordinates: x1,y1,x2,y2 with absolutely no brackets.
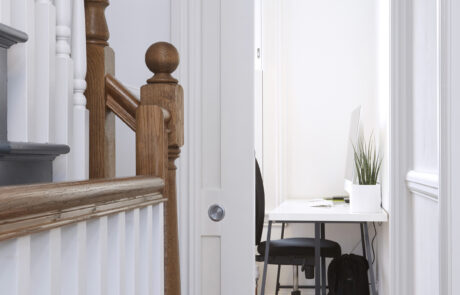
350,134,383,213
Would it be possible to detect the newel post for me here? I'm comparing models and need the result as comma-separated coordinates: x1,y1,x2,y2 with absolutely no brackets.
137,42,184,295
84,0,116,179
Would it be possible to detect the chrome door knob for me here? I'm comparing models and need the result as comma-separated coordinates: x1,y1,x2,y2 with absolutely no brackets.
208,204,225,222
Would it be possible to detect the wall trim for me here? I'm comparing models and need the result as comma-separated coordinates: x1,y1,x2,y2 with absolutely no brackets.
170,0,200,293
406,170,439,201
438,0,453,293
389,0,413,294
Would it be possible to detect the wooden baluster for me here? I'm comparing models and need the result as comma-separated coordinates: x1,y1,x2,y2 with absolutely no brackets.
138,42,184,295
84,0,115,178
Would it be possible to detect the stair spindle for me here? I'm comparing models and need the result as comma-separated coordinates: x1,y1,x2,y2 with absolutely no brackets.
85,0,115,179
72,0,89,180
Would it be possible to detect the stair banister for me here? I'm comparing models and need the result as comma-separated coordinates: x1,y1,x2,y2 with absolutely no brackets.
138,42,184,295
84,0,184,293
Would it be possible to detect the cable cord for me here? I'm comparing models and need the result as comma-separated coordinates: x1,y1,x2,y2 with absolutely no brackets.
371,222,377,265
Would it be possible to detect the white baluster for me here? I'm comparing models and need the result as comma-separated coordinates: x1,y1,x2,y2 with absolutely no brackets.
152,203,165,295
71,0,88,180
54,0,73,181
33,0,56,143
16,236,31,295
30,231,51,295
125,209,141,294
8,0,35,142
50,228,62,295
107,212,126,295
139,206,154,295
61,222,87,295
86,217,108,295
0,240,18,294
0,0,11,25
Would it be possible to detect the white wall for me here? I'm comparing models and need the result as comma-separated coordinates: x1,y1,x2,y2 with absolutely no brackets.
262,0,383,209
376,0,390,293
282,0,379,200
105,0,171,178
260,0,389,293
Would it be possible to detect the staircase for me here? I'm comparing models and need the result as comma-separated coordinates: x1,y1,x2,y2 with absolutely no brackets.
0,1,184,294
0,23,69,185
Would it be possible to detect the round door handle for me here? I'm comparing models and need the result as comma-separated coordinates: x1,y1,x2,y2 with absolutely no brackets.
208,204,225,222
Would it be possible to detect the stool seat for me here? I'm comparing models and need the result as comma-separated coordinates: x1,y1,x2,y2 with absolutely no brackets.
258,237,341,258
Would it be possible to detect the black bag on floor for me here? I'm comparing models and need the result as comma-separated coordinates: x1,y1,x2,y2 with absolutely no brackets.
327,254,370,295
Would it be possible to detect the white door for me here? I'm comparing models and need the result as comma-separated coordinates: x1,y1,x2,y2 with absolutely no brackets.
197,0,255,294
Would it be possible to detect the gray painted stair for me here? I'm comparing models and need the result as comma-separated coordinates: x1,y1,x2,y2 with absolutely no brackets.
0,23,69,185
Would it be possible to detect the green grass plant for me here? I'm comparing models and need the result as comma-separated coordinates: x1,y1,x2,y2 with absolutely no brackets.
353,134,383,185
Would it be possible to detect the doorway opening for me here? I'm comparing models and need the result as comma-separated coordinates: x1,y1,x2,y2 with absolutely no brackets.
254,0,391,293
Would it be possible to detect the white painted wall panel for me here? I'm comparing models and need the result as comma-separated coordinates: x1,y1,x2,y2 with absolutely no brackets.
201,237,221,295
409,0,439,294
451,0,460,288
412,0,438,173
411,196,439,295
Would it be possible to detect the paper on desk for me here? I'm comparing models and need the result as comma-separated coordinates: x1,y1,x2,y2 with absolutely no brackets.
306,199,334,207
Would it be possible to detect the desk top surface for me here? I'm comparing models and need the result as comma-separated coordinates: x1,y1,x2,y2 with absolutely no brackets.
268,199,388,222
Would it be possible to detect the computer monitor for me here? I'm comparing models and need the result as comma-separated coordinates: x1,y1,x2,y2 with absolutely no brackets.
344,106,361,194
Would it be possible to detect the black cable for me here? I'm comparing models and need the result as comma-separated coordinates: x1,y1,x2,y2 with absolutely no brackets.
371,222,377,264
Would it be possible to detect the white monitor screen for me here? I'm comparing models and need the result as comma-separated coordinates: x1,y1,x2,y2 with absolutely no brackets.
344,106,361,193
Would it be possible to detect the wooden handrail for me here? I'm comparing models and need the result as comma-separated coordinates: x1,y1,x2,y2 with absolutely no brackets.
85,1,184,293
105,74,139,131
0,176,165,241
105,74,172,131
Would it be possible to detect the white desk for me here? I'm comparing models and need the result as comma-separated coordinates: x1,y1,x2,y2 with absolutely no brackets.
260,200,388,295
269,200,388,222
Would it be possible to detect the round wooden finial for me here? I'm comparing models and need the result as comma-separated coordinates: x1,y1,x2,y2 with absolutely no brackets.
145,42,179,83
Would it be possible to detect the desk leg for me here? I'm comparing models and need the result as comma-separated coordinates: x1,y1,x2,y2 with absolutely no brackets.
261,221,272,295
363,222,377,295
315,222,321,295
275,223,286,295
321,223,327,295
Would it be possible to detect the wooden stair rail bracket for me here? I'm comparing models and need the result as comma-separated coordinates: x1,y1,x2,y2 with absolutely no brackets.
138,42,184,295
85,0,116,179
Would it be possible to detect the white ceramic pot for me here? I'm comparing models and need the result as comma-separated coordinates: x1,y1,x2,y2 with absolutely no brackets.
350,184,381,213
